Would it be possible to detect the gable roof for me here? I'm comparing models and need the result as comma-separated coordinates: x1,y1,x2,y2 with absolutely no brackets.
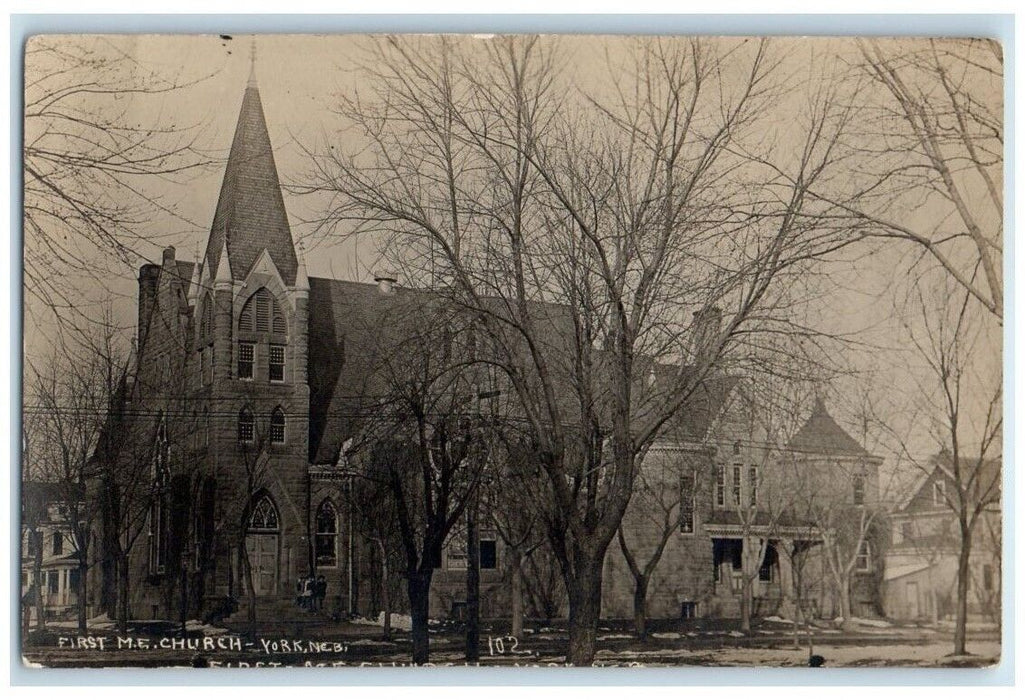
203,78,298,286
306,278,742,463
897,453,1002,513
786,397,871,457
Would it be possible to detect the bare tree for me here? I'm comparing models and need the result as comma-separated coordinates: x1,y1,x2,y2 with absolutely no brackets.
887,274,1001,655
23,36,214,328
345,296,492,664
821,39,1003,321
301,35,870,665
23,321,128,633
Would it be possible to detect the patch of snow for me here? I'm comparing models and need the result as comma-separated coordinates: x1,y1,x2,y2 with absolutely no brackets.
184,619,227,635
349,638,396,646
651,632,681,640
727,630,745,637
849,617,892,628
762,615,794,624
349,613,414,631
598,634,633,640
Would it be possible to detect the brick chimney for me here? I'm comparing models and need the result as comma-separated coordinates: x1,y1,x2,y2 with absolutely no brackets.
690,306,722,365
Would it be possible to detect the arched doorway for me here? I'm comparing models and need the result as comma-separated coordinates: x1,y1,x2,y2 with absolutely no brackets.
246,494,279,596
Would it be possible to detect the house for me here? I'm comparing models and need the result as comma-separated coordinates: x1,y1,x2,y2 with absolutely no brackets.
21,482,83,621
601,388,885,622
882,455,1001,623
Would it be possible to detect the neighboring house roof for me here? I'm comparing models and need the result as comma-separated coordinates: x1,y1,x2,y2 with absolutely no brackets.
22,481,85,514
883,561,933,582
896,454,1001,514
202,73,298,286
786,397,871,457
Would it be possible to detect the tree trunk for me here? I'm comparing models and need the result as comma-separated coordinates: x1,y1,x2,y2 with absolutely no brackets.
466,496,480,662
407,570,432,664
77,558,88,634
632,574,649,640
740,575,752,634
566,561,603,666
510,548,524,639
953,523,974,655
117,551,130,635
33,529,45,631
837,574,853,630
378,539,391,641
240,540,256,624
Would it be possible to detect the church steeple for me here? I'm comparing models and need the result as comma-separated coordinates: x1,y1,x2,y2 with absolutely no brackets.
203,46,299,287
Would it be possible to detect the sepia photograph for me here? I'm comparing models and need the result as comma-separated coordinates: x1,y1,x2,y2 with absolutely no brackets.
19,32,1003,670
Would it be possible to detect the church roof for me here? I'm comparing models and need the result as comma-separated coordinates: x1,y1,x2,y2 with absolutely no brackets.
203,74,298,286
786,397,870,457
305,277,741,464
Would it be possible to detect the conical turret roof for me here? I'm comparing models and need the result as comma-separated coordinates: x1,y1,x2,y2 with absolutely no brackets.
787,397,870,457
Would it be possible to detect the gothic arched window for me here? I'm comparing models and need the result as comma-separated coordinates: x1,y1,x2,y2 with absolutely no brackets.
238,407,255,443
237,287,288,382
199,293,213,339
270,407,286,444
249,494,279,532
315,500,338,567
238,288,287,336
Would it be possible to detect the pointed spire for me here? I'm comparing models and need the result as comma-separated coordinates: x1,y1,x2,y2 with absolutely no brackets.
247,36,257,88
295,242,310,292
215,237,232,286
187,253,203,304
203,58,298,286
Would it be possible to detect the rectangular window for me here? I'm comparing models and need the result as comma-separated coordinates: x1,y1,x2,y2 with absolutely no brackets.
715,465,726,508
732,464,742,506
52,532,63,556
983,564,993,591
238,342,254,380
933,480,946,506
680,471,695,534
447,532,467,570
748,465,758,506
856,541,871,572
901,521,913,541
269,345,285,382
480,539,497,570
47,571,59,595
853,474,866,505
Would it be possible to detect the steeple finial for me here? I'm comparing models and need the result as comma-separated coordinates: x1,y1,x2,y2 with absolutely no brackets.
247,36,257,88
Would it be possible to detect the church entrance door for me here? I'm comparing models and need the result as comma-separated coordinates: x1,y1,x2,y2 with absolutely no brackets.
246,533,278,596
